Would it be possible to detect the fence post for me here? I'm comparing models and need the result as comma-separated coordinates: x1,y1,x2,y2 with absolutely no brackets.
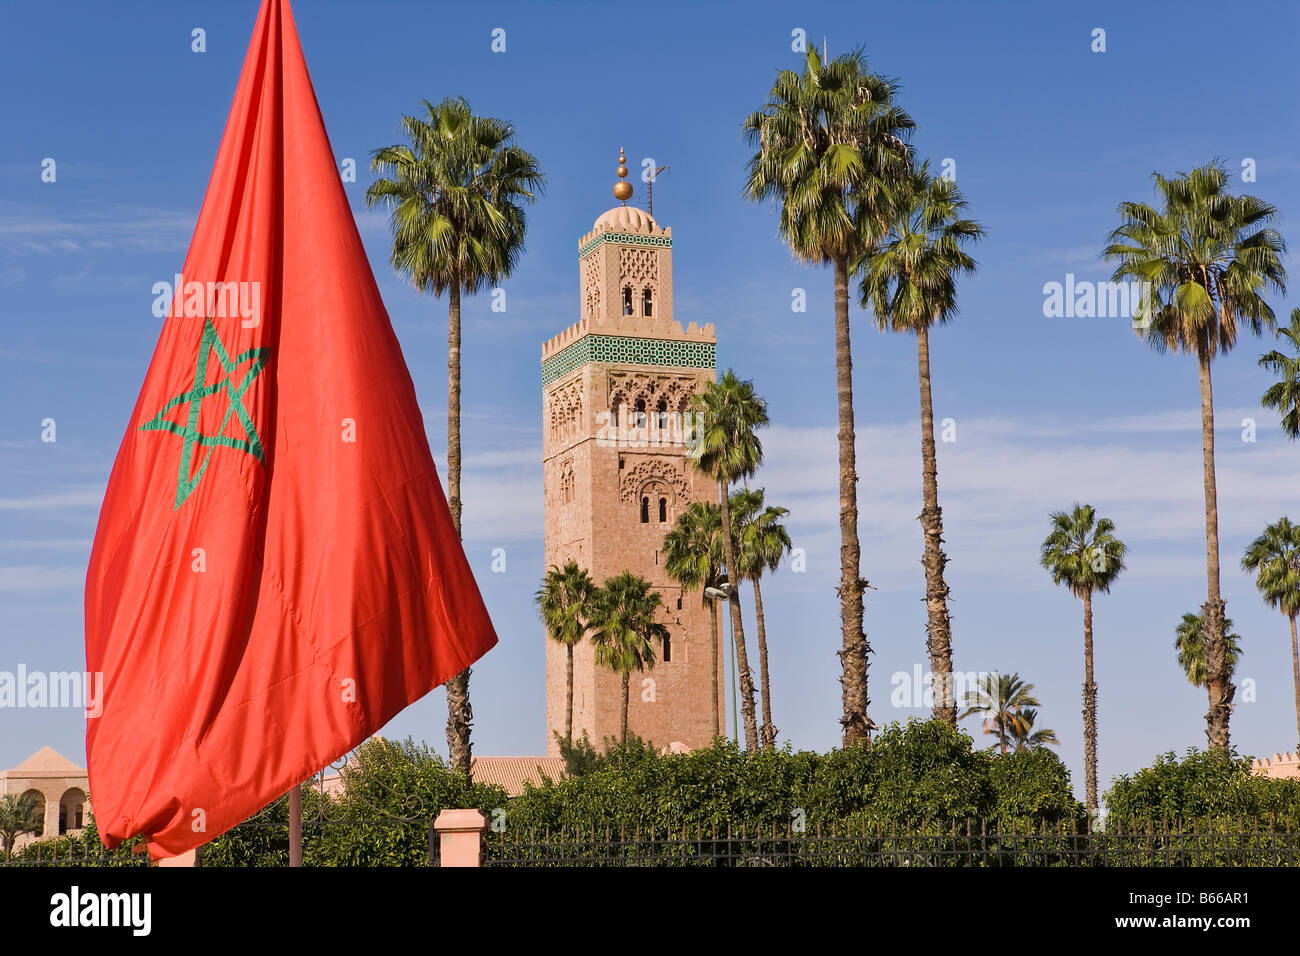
434,809,486,867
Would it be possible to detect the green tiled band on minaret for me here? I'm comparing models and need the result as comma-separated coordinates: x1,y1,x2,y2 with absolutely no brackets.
577,231,672,259
541,334,716,385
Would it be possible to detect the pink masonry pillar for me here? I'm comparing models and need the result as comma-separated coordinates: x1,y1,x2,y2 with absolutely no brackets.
434,809,485,867
157,848,199,867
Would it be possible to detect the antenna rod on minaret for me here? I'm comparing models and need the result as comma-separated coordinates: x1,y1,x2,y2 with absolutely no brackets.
647,164,670,218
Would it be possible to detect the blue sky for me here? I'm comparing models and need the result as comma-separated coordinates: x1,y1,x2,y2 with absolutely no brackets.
2,0,1299,806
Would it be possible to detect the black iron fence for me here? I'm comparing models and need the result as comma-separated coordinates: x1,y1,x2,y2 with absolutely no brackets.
7,819,1299,866
484,820,1300,867
2,841,150,867
200,817,442,867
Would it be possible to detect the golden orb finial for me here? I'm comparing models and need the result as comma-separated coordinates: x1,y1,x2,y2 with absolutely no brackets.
613,147,633,203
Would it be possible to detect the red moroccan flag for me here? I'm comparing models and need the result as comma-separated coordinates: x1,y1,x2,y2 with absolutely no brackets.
84,0,497,858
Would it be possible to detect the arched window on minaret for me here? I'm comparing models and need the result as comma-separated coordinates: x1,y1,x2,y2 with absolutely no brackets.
609,389,627,429
679,392,698,448
622,287,633,316
640,496,650,523
656,397,669,430
658,497,668,523
634,398,647,430
642,288,653,317
559,463,574,504
662,632,672,662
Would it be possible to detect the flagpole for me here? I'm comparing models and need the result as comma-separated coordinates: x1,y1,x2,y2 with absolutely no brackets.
288,783,302,867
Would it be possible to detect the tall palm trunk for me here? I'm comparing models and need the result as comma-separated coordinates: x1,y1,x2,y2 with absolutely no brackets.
834,254,871,746
620,670,630,744
1081,588,1099,817
1289,614,1300,751
708,597,721,738
719,482,758,750
447,284,463,533
1197,347,1231,752
753,577,776,749
444,282,474,775
565,642,574,743
916,321,955,725
445,673,473,772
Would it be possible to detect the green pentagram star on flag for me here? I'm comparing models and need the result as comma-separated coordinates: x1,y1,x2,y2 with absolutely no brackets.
139,317,270,509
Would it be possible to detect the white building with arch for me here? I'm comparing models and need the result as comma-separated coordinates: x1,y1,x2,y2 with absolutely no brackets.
0,746,88,847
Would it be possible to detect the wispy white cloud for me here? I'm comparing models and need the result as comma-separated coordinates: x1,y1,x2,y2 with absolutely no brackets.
0,565,84,591
4,408,1289,592
0,486,105,511
396,404,1300,578
0,264,28,286
0,539,90,552
460,469,542,545
758,407,1300,592
1023,244,1111,269
428,438,542,544
0,203,192,255
351,205,392,240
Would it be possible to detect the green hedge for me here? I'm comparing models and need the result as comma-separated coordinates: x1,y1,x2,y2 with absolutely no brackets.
57,725,1300,866
199,720,1084,864
505,718,1087,835
202,737,508,866
1103,748,1300,829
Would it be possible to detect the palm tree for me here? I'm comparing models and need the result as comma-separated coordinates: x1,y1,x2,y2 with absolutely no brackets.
588,573,666,744
1009,708,1060,753
960,672,1041,756
535,561,597,745
1039,504,1126,817
662,501,725,738
1241,518,1300,748
0,793,42,859
1104,160,1286,752
366,96,545,774
732,488,793,749
858,160,984,726
744,47,914,746
689,370,768,750
1259,308,1300,440
1175,611,1242,687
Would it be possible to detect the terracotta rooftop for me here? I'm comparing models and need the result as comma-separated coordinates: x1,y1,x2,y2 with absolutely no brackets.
470,756,567,796
3,746,85,777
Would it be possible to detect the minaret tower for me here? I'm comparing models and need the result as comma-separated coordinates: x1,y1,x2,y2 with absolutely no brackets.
540,150,722,754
